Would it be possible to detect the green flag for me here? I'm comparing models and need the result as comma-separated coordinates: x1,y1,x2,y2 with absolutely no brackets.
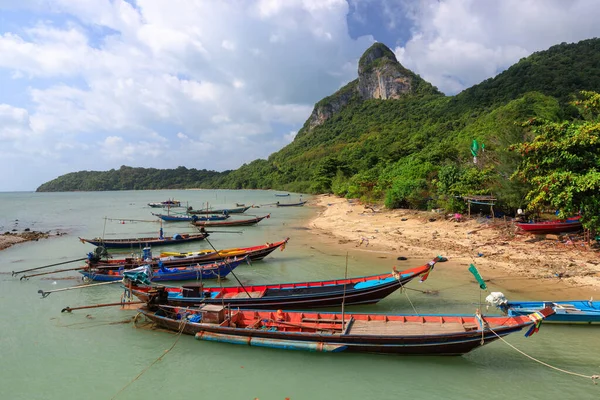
468,264,487,290
470,139,479,157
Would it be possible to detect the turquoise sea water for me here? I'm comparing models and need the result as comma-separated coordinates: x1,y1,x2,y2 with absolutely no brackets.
0,190,598,400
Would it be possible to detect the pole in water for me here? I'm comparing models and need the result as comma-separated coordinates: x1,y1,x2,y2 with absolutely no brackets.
12,257,87,276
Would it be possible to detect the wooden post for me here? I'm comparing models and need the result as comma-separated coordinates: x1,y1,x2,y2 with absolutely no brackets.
468,201,471,217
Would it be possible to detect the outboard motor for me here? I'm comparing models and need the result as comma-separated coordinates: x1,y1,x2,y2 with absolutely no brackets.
486,292,509,313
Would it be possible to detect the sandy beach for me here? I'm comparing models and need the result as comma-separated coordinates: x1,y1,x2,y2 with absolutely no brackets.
307,195,600,299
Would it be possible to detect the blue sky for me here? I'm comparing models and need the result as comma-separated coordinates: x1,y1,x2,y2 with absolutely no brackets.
1,0,600,191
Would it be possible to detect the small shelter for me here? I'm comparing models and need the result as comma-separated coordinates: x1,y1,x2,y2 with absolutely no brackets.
463,195,497,219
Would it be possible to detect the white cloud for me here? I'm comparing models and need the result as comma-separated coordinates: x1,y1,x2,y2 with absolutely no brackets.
395,0,600,94
1,0,600,190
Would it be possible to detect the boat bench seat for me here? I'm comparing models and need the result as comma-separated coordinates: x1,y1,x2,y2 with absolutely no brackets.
222,290,265,299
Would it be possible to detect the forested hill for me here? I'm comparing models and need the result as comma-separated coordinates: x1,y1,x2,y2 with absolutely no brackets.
37,39,600,213
36,166,229,192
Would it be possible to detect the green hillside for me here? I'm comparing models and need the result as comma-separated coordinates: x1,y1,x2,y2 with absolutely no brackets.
37,39,600,217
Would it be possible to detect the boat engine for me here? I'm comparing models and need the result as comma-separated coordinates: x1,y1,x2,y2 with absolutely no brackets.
485,292,508,313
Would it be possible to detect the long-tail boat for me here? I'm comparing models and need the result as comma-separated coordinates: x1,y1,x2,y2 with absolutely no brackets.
276,201,307,207
138,305,554,355
515,216,582,234
152,213,229,222
187,205,252,215
87,238,289,269
129,257,442,309
148,199,182,208
487,292,600,324
78,231,209,249
190,214,270,227
80,257,246,282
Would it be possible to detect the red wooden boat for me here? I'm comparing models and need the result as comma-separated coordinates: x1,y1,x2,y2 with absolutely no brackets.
516,216,582,234
86,238,288,270
129,257,442,309
138,305,554,355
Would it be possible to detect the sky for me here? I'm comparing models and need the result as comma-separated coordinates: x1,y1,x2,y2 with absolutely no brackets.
1,0,599,191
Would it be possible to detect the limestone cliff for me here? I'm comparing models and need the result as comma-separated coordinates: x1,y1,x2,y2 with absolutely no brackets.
305,42,440,132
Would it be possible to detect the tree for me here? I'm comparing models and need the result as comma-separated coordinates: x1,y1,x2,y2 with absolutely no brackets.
511,91,600,232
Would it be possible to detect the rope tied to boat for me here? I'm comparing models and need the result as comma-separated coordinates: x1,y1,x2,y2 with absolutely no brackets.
486,323,599,384
113,312,187,399
393,268,419,315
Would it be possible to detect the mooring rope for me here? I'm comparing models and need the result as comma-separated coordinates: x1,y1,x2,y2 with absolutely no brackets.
394,271,419,315
112,316,187,399
487,323,599,384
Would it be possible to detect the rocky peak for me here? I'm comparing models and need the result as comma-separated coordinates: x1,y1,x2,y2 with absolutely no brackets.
358,42,413,100
303,42,439,133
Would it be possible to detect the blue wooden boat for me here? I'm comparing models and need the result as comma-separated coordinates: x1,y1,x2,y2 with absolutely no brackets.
152,213,229,222
79,257,246,282
276,200,307,207
275,193,290,197
487,292,600,324
129,257,443,309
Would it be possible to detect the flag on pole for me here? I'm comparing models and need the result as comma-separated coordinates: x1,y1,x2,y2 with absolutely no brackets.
468,264,487,290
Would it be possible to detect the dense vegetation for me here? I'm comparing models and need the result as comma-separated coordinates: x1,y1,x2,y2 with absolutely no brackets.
37,39,600,230
511,91,600,231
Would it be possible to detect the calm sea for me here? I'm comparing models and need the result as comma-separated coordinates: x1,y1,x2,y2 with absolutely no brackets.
0,190,598,400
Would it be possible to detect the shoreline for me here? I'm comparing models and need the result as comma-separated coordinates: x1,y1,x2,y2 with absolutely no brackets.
306,194,600,299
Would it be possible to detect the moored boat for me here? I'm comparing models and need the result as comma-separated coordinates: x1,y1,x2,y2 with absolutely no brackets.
138,305,554,355
152,213,229,222
486,292,600,324
80,257,246,282
190,214,270,227
87,238,289,269
187,205,252,215
276,200,307,207
79,231,209,249
515,216,582,234
148,199,182,208
129,257,442,309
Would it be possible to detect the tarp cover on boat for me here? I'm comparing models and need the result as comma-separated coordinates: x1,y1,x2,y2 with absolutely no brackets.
123,265,152,285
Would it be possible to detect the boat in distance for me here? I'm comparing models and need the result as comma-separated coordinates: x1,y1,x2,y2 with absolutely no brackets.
79,232,209,249
276,201,307,207
138,305,554,355
190,214,270,227
515,216,582,234
129,257,442,309
87,238,289,269
148,199,182,208
187,205,252,215
152,213,229,222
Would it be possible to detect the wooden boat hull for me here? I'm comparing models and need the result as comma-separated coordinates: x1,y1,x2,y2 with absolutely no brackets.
139,307,553,356
80,258,244,282
505,300,600,324
79,233,208,249
516,217,582,234
276,201,307,207
153,214,229,222
131,260,439,309
88,238,289,269
190,214,270,227
188,206,252,215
